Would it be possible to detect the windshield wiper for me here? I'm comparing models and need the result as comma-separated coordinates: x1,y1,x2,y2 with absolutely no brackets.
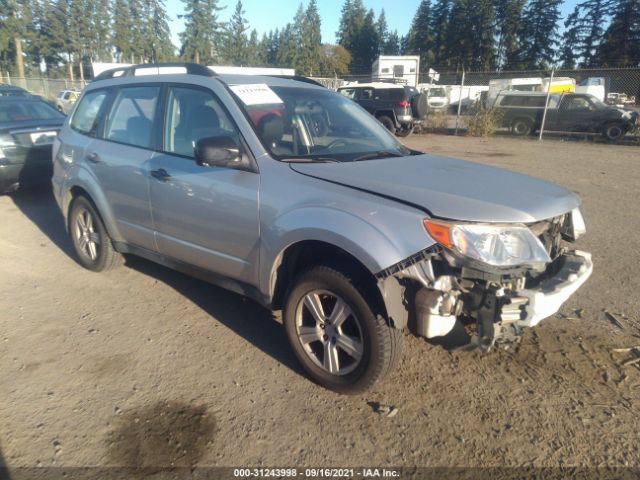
281,157,338,163
352,150,407,162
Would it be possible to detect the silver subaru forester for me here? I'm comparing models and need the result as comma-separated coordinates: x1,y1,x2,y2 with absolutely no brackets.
52,63,592,393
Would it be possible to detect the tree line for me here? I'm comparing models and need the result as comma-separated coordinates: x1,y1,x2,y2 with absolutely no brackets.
1,0,639,80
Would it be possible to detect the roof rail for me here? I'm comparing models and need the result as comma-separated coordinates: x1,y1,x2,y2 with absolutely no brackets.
92,63,216,82
266,75,325,87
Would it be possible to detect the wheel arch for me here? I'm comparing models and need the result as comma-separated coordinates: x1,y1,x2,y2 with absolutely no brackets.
270,240,388,320
63,176,123,243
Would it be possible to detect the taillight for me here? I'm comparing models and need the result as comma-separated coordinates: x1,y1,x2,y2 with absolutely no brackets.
399,100,410,107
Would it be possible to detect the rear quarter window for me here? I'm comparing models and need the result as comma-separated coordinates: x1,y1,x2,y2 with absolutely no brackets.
375,89,404,101
70,90,109,136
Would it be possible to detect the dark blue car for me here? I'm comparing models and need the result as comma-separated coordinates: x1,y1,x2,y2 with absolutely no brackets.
0,96,65,193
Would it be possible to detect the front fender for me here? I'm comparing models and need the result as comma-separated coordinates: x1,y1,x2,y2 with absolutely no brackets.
260,206,429,300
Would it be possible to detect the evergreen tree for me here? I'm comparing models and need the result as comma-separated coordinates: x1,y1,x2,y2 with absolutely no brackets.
560,8,581,68
376,9,388,55
89,0,111,62
112,0,131,62
142,0,175,62
277,24,297,67
220,0,249,65
493,0,526,69
596,0,640,67
336,0,377,73
385,30,401,55
179,0,224,64
406,0,434,68
430,0,451,66
1,0,30,77
296,0,322,75
519,0,563,69
359,9,380,73
470,0,497,69
128,0,146,62
336,0,365,72
247,29,262,65
262,29,280,66
578,0,613,65
68,0,93,79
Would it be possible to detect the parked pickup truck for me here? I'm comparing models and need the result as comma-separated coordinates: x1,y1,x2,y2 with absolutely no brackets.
495,92,638,141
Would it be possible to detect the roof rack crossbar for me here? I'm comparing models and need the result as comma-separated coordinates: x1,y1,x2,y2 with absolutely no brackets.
92,63,216,82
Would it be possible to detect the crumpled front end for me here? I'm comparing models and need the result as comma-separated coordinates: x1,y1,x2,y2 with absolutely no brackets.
377,212,593,349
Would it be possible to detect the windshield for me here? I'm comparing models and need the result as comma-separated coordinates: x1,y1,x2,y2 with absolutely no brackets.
0,100,63,123
232,85,410,162
428,88,446,97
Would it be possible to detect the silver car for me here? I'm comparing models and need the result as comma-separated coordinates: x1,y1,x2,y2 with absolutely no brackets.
52,63,592,393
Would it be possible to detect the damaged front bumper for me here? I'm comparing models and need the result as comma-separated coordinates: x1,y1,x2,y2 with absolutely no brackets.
377,247,593,349
512,250,592,327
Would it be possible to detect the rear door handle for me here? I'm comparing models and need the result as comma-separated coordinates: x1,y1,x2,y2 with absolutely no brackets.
86,152,101,163
150,168,171,182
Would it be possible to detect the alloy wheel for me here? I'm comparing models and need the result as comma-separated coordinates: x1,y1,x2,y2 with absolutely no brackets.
74,208,100,261
294,290,364,376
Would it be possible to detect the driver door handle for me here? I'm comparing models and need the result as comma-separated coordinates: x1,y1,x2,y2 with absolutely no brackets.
86,152,101,163
150,168,172,182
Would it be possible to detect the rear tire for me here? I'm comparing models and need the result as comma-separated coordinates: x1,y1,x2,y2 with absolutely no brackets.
283,266,403,394
395,126,413,137
511,118,532,136
69,196,123,272
377,115,396,135
602,122,625,142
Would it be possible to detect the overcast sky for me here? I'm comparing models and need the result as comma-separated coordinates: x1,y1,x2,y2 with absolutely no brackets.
164,0,581,48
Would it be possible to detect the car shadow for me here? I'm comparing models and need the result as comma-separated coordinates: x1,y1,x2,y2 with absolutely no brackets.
123,255,304,376
10,187,305,378
10,186,76,259
0,444,10,480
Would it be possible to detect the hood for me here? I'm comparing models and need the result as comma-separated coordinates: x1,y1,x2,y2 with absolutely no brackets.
290,154,580,223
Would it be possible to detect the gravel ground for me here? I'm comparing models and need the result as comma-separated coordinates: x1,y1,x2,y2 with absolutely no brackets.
1,134,639,476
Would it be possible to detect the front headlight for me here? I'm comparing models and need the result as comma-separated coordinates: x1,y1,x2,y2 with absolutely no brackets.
561,208,586,241
424,219,551,268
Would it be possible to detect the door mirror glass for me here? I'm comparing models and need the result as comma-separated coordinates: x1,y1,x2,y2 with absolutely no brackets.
194,136,241,168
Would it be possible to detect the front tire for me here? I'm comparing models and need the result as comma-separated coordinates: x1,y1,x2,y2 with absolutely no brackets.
602,122,625,142
283,266,403,394
69,196,122,272
511,118,532,136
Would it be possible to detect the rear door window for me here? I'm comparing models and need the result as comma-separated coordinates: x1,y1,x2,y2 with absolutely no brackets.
104,86,160,149
70,90,109,136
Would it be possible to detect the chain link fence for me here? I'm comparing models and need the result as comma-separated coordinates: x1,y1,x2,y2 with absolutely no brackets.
337,67,639,143
3,68,638,144
0,75,88,101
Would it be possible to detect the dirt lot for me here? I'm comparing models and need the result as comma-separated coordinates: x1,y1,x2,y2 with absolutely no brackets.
1,134,639,476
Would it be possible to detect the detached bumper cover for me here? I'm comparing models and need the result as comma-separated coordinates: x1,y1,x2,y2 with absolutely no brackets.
516,250,593,327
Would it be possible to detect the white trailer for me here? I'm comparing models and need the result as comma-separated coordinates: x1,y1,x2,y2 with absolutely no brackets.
372,56,420,87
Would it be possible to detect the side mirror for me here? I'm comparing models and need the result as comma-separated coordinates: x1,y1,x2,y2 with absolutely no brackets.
194,136,242,168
